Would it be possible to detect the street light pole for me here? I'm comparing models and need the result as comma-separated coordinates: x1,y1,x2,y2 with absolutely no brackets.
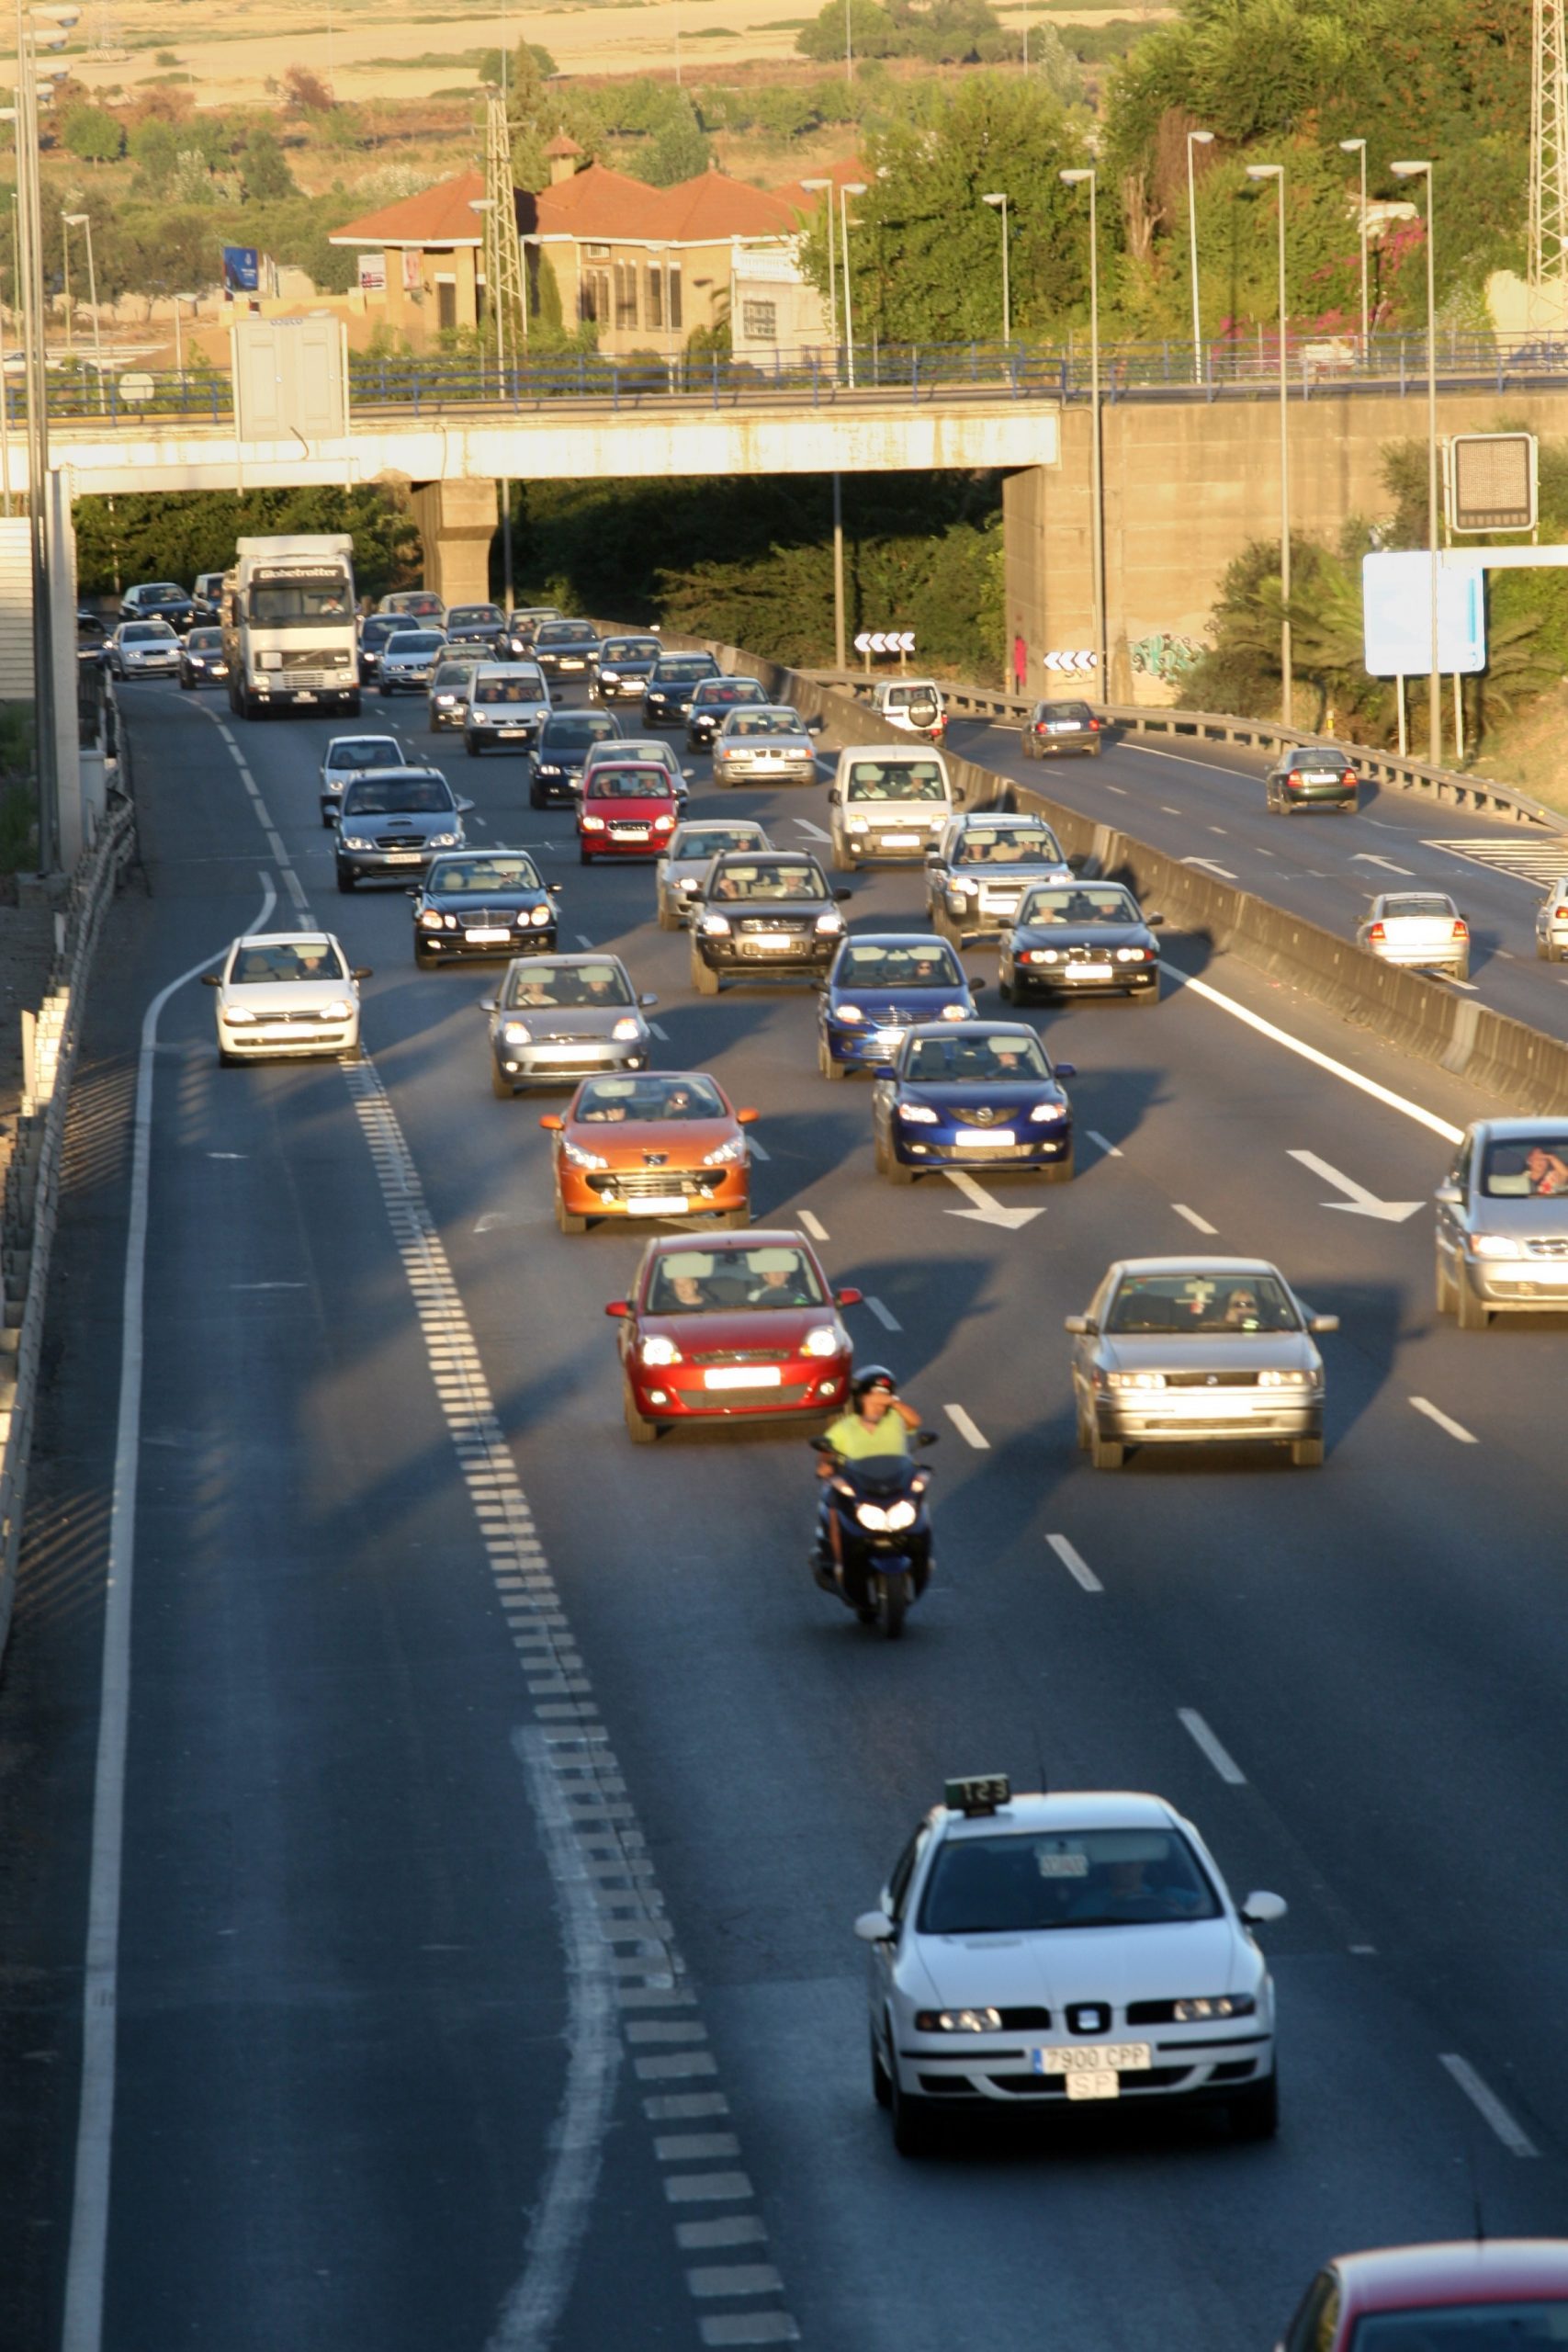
844,0,852,84
981,191,1010,346
1338,137,1369,358
1246,162,1292,727
1392,161,1438,768
62,210,102,413
1060,166,1106,689
839,180,866,390
1186,128,1213,385
60,212,70,352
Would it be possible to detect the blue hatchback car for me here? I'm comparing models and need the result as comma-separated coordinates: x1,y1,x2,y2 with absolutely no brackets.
870,1021,1077,1184
817,933,975,1080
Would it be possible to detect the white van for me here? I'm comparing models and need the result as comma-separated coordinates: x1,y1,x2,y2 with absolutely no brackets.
464,661,551,755
829,744,955,871
871,678,947,742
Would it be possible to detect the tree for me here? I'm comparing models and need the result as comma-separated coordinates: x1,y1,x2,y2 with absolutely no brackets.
240,126,296,203
130,118,179,194
646,95,710,187
796,0,898,62
62,106,124,165
282,64,333,113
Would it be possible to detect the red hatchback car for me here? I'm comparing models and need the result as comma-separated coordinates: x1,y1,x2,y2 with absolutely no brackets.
1276,2241,1568,2351
578,762,682,865
606,1229,861,1442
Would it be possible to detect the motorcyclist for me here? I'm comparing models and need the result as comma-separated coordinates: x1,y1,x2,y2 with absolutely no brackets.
811,1367,921,1588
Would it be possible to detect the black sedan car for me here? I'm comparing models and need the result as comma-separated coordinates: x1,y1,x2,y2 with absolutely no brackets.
592,634,664,705
443,602,505,653
530,708,623,808
179,627,230,689
998,879,1163,1006
412,850,560,967
1263,744,1359,815
870,1021,1077,1185
689,851,849,996
685,676,770,752
641,652,721,727
533,619,602,681
357,613,407,684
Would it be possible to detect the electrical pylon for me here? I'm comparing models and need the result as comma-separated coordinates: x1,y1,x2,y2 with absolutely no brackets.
483,89,528,368
1529,0,1568,295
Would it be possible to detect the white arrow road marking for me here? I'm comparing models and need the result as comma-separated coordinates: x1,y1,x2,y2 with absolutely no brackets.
1351,854,1416,876
1410,1396,1478,1445
1171,1203,1218,1236
1046,1534,1102,1593
792,818,831,842
1181,856,1238,881
941,1169,1046,1228
943,1404,990,1450
648,1021,669,1041
1287,1149,1423,1223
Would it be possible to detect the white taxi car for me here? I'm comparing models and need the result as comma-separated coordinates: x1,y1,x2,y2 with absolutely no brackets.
205,932,371,1066
856,1777,1285,2154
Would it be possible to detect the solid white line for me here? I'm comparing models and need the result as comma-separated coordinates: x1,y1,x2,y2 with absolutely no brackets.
1171,1203,1218,1235
1438,2053,1539,2157
1045,1533,1102,1593
1087,1129,1122,1158
864,1295,902,1332
1105,783,1126,796
797,1209,828,1240
61,877,276,2352
1409,1396,1478,1445
487,1728,624,2351
943,1404,990,1450
1448,977,1480,992
1177,1708,1247,1785
1169,971,1464,1144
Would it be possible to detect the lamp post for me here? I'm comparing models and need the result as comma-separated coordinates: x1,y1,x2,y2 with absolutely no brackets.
1338,137,1369,359
1246,161,1292,727
844,0,852,85
60,212,70,352
1186,128,1213,384
981,191,1010,346
803,177,847,665
1059,166,1105,690
62,209,103,413
1391,159,1439,768
800,177,838,356
839,179,866,390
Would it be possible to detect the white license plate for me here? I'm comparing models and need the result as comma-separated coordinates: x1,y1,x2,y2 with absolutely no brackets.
1520,1259,1568,1283
881,833,920,848
1047,722,1079,734
956,1126,1015,1146
498,727,528,738
1068,962,1114,979
612,826,650,840
1032,2042,1150,2076
384,851,423,864
704,1365,783,1390
466,928,512,944
1301,773,1341,784
532,1043,604,1062
636,1195,690,1216
874,1028,904,1046
753,933,795,951
1065,2071,1122,2101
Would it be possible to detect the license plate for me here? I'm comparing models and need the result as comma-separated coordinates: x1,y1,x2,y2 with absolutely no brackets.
635,1195,690,1216
704,1365,783,1390
499,727,527,738
1301,772,1341,784
881,833,919,848
956,1126,1015,1146
1066,2072,1122,2101
1071,962,1114,980
874,1028,904,1045
466,928,512,944
611,825,650,840
532,1043,604,1061
384,851,423,864
754,933,794,950
1032,2042,1150,2076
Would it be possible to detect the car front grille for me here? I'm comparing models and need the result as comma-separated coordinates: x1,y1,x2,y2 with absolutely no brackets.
1161,1371,1270,1388
739,917,810,935
1527,1238,1568,1259
588,1170,719,1200
689,1347,790,1366
241,1007,338,1027
372,832,429,850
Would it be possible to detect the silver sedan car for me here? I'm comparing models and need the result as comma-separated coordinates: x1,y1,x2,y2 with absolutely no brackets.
1535,876,1568,962
655,818,772,930
1066,1257,1336,1470
1436,1117,1568,1327
319,733,404,827
1355,891,1470,981
481,952,657,1098
711,705,821,786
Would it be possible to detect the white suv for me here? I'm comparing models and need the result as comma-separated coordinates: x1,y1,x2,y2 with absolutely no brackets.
465,662,551,754
829,744,955,871
872,678,946,741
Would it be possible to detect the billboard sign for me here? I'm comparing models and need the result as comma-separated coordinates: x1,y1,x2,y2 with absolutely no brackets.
1448,433,1537,535
222,244,260,294
1361,552,1486,675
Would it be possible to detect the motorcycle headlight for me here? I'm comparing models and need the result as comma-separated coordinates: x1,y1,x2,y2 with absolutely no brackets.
702,1136,745,1166
799,1326,840,1359
855,1501,892,1532
835,1004,864,1024
640,1335,681,1366
501,1021,532,1045
897,1101,939,1124
885,1499,918,1531
1472,1234,1527,1259
562,1138,607,1169
915,2008,1003,2033
1030,1101,1066,1123
611,1017,642,1042
1172,1995,1256,2022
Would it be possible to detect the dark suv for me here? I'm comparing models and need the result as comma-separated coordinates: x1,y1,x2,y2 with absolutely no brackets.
530,708,623,807
688,851,850,996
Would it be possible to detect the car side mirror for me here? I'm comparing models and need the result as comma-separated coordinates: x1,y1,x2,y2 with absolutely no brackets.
405,887,420,898
1054,1061,1077,1079
969,981,986,997
604,1300,631,1319
833,888,852,904
1307,1313,1339,1335
547,882,562,895
479,996,498,1012
854,1910,896,1944
1146,912,1166,928
539,1114,564,1132
1064,1314,1097,1335
1241,1892,1288,1927
737,1107,760,1125
639,992,659,1008
834,1286,863,1307
1435,1182,1461,1206
457,797,475,814
351,967,373,981
828,788,840,806
201,972,221,987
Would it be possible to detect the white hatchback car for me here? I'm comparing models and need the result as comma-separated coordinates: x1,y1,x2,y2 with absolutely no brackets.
1535,876,1568,962
205,932,370,1066
857,1776,1285,2155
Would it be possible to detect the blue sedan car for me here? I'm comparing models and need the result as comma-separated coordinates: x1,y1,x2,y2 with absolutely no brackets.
816,933,975,1080
870,1021,1077,1184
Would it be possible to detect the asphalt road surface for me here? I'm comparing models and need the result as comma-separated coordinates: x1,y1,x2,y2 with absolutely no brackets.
2,670,1567,2352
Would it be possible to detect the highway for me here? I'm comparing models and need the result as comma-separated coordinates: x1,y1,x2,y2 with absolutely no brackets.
2,667,1567,2352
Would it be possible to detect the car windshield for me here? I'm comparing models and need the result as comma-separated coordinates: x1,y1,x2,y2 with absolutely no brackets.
1020,885,1141,925
654,658,716,683
537,623,594,646
231,940,345,985
727,711,799,736
672,827,765,859
920,1827,1220,1935
340,778,453,816
387,631,444,655
186,630,222,651
954,825,1065,866
328,739,400,771
578,1075,726,1123
139,585,184,605
904,1032,1051,1081
647,1245,826,1314
477,674,545,703
696,682,765,707
434,662,474,687
251,582,351,624
1380,897,1457,921
428,856,540,894
603,639,660,661
503,961,632,1010
447,606,501,629
1106,1272,1301,1333
362,617,402,648
1293,750,1350,771
587,768,671,799
845,761,946,801
1481,1136,1568,1196
1035,701,1092,723
1351,2311,1568,2349
124,623,175,641
836,943,964,989
546,716,617,748
709,860,828,903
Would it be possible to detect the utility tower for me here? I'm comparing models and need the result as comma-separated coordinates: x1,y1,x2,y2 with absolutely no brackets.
1529,0,1568,295
483,90,528,368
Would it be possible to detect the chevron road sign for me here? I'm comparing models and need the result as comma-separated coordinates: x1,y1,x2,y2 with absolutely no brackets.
1043,649,1098,674
853,630,917,655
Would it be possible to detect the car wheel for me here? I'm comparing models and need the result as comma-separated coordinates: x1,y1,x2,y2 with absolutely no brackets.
555,1193,588,1236
889,2052,940,2158
217,1048,238,1069
691,953,719,997
335,866,355,894
624,1381,659,1444
491,1065,514,1100
1456,1264,1491,1330
414,948,438,969
831,846,858,874
818,1037,846,1081
1227,2069,1280,2142
1043,1148,1076,1185
321,809,335,829
883,1142,915,1186
466,736,482,758
179,674,192,691
1090,1430,1125,1471
871,2025,893,2109
1291,1434,1325,1467
1453,960,1470,984
379,684,391,697
1075,1390,1093,1453
1435,1243,1457,1317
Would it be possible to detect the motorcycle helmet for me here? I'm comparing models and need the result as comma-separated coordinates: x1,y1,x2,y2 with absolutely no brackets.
852,1365,897,1403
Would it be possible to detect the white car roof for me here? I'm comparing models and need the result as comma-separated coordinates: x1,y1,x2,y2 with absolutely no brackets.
840,742,947,762
1110,1255,1289,1279
472,662,544,681
231,930,339,951
933,1790,1183,1841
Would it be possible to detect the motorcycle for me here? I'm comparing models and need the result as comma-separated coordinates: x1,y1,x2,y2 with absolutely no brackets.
808,1432,938,1640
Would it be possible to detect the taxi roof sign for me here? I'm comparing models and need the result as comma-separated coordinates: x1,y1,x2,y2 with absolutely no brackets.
945,1773,1010,1816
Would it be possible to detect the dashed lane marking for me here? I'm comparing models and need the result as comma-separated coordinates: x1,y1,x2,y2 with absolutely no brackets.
1086,1130,1122,1158
1171,1203,1218,1236
864,1296,902,1332
797,1209,828,1240
1045,1534,1102,1593
942,1404,990,1451
1409,1396,1478,1445
1438,2054,1539,2157
1177,1708,1247,1786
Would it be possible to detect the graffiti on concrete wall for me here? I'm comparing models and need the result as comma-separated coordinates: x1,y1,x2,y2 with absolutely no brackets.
1129,631,1203,684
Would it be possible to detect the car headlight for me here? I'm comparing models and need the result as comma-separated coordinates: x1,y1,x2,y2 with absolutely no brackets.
1027,949,1060,965
940,1003,965,1021
677,877,700,894
1257,1369,1313,1387
321,999,353,1022
600,670,619,683
1108,1371,1165,1390
527,905,551,926
914,2007,1002,2033
501,1021,532,1045
342,835,372,850
582,816,607,831
640,1335,681,1366
848,820,869,833
835,1004,864,1023
1116,946,1151,962
799,1325,840,1359
1030,1101,1066,1123
1173,1996,1256,2022
897,1102,939,1124
611,1017,643,1042
702,1137,745,1167
562,1139,607,1170
1472,1234,1527,1259
537,764,562,778
221,1003,254,1023
700,915,731,935
428,832,458,848
417,910,445,928
654,813,675,830
952,879,977,899
815,912,844,933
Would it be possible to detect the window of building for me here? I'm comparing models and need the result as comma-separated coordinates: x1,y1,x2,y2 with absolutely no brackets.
645,266,663,330
615,261,638,331
668,265,682,333
436,277,457,332
741,298,777,344
580,269,610,324
585,243,611,260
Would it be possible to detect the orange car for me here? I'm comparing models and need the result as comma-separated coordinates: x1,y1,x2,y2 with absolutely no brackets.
541,1070,759,1234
